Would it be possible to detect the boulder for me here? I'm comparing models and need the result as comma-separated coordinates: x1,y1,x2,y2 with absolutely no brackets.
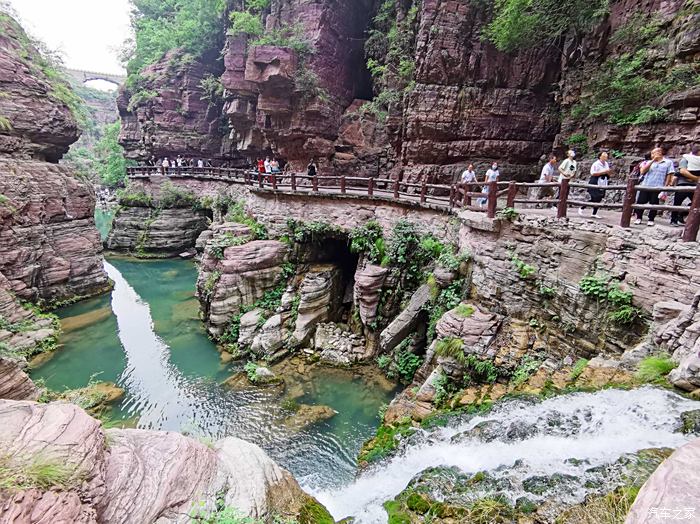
625,439,700,524
283,404,337,431
379,284,432,354
0,399,327,523
315,323,366,365
353,263,389,326
291,264,343,346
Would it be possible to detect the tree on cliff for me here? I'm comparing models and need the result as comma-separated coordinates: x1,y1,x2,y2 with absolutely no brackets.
123,0,227,82
485,0,609,54
95,122,133,187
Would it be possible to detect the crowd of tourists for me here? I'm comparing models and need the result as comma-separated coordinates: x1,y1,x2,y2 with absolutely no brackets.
146,155,214,169
458,144,700,226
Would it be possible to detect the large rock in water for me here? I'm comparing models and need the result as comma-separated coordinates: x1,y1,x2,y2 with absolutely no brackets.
198,238,289,336
625,438,700,524
105,206,209,256
291,264,343,346
0,400,328,523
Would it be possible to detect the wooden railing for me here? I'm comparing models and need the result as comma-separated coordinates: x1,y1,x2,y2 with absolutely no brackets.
126,167,700,242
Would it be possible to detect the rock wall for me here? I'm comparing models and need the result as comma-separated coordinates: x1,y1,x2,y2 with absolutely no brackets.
0,159,109,303
0,15,79,162
0,399,330,523
105,205,209,257
118,49,227,163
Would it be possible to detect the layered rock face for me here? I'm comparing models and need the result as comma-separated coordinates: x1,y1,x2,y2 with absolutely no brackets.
118,49,227,162
0,399,327,523
558,0,700,156
0,159,109,303
0,16,79,162
105,205,209,257
401,0,561,183
221,0,375,172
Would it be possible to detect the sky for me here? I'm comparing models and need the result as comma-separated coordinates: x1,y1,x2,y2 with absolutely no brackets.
7,0,132,75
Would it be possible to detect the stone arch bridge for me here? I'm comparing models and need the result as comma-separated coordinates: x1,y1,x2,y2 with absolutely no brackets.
65,68,126,86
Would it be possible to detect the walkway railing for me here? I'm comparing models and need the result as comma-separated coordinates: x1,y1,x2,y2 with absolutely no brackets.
126,167,700,242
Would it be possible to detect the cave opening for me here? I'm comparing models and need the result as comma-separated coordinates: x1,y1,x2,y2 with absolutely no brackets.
293,233,360,323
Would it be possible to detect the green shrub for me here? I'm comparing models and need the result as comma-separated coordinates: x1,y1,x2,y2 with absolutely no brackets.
570,358,589,381
126,89,158,112
244,361,258,382
199,73,224,103
636,355,676,383
229,10,264,36
395,349,422,383
117,189,152,207
455,303,475,318
251,24,312,55
511,356,542,387
159,181,199,208
579,275,610,300
567,133,589,155
497,207,519,221
437,249,468,272
418,235,446,259
0,115,12,132
484,0,609,52
511,253,536,279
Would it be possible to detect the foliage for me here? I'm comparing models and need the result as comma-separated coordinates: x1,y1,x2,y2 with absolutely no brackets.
286,219,343,243
75,121,133,187
124,0,227,82
226,201,268,239
189,499,297,523
251,24,312,55
202,270,222,298
117,189,153,207
484,0,609,53
538,285,556,298
569,14,698,127
426,279,465,340
636,354,676,383
556,485,640,524
293,67,329,104
579,275,610,300
199,73,224,104
511,356,542,387
244,361,259,382
0,455,77,491
578,275,644,325
0,115,11,132
358,419,414,464
570,358,589,381
437,249,468,272
159,181,200,208
126,89,158,112
228,10,264,36
455,304,475,318
363,0,420,122
566,133,589,155
497,207,519,221
467,497,515,524
510,253,536,279
350,220,387,264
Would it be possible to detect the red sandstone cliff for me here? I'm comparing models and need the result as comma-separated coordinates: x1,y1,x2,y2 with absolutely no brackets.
0,14,110,398
120,0,699,179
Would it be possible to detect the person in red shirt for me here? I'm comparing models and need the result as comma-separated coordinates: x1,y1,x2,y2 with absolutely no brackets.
256,158,265,182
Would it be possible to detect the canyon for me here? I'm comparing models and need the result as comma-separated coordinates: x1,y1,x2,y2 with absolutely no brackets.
1,0,700,522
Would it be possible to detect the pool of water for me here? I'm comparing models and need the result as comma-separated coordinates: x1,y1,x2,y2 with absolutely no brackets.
31,254,396,489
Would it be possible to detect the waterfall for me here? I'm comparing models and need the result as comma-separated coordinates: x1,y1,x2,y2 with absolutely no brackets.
308,387,699,523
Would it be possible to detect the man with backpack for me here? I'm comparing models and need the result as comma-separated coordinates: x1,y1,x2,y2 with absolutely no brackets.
671,144,700,226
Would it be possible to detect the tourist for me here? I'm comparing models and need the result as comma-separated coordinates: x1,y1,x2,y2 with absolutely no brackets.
257,158,265,175
479,162,500,206
538,154,557,203
264,157,272,174
270,158,280,173
176,155,183,167
197,158,204,168
307,158,318,177
579,151,611,218
161,157,170,174
461,164,476,184
558,150,577,183
671,144,700,226
634,147,675,226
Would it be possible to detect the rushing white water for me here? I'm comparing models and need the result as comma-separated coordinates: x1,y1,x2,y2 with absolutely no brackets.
308,387,700,523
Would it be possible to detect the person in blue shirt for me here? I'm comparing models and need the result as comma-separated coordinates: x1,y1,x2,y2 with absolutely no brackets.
634,147,675,226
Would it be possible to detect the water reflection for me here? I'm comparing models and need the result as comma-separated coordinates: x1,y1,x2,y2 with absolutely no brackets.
33,257,396,489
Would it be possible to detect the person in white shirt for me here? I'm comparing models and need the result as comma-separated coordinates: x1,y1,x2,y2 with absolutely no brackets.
197,158,204,168
161,157,170,169
479,163,500,206
538,154,557,203
579,151,611,218
264,157,272,174
461,164,476,184
558,150,577,183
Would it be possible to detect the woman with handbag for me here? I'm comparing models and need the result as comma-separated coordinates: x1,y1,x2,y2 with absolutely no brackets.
579,151,612,218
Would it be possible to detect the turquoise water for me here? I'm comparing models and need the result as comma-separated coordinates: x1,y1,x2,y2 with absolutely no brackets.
32,214,395,487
